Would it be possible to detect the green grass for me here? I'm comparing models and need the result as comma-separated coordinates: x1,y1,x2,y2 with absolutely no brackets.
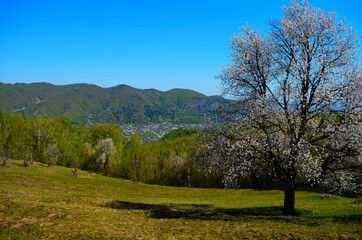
0,160,361,239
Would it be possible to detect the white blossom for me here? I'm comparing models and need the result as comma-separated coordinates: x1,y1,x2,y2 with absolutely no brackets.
197,0,362,215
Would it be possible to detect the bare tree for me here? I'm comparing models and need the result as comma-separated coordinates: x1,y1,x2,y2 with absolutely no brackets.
95,138,115,176
22,152,30,168
84,142,93,156
169,151,188,186
33,116,55,163
46,144,59,167
1,148,8,166
30,151,35,166
125,134,141,182
200,0,361,215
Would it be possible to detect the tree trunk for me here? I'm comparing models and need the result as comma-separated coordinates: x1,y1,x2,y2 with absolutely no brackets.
283,178,296,215
30,152,34,166
104,158,109,176
133,153,138,183
187,168,191,188
2,157,6,166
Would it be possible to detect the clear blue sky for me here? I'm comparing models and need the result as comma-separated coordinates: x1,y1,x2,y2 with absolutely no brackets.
0,0,361,96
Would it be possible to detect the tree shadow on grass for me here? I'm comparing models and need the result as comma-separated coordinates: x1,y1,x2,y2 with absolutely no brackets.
101,200,327,224
330,215,362,223
102,200,361,225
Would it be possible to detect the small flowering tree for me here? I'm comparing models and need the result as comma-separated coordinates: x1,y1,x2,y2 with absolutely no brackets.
95,138,115,176
199,0,362,215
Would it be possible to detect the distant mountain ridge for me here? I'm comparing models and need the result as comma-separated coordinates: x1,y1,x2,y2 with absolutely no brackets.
0,82,228,124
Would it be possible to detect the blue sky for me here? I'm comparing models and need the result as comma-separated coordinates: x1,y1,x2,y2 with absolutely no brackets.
0,0,361,96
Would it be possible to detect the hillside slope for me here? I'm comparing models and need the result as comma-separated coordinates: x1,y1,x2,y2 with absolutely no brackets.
0,159,361,239
0,82,228,124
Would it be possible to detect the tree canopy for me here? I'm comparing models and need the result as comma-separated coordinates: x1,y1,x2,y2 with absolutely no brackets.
199,0,362,215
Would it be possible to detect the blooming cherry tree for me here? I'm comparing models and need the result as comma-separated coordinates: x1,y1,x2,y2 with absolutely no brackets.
199,0,361,215
96,138,115,176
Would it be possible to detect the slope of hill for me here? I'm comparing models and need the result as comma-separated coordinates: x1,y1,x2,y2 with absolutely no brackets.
0,159,361,239
0,82,228,124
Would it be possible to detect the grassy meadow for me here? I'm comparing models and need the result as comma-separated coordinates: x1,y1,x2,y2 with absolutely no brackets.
0,159,361,239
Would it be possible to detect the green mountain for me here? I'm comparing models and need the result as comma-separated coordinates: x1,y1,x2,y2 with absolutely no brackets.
0,82,228,124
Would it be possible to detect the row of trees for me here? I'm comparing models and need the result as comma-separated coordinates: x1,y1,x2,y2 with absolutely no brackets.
0,110,222,187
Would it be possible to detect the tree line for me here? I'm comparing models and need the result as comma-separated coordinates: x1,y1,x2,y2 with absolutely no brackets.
0,109,290,189
2,109,359,197
0,110,225,187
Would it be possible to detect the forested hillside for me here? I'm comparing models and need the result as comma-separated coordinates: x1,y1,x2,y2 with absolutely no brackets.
0,82,228,124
